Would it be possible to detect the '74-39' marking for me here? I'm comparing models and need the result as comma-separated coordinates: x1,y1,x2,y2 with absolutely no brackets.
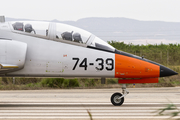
72,58,114,71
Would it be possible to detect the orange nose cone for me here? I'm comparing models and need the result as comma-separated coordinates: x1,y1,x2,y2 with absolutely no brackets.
115,54,160,78
115,54,141,78
140,59,160,78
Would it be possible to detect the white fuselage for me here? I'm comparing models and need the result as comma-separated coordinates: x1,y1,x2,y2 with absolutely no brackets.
0,22,115,77
10,34,115,77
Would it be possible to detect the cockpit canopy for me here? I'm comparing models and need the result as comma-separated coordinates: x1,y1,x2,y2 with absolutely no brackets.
11,21,48,36
56,23,91,44
10,21,115,52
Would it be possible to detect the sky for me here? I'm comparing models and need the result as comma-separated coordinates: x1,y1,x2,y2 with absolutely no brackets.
1,0,180,22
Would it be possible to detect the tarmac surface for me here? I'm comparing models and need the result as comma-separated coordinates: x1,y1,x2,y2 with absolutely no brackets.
0,87,180,120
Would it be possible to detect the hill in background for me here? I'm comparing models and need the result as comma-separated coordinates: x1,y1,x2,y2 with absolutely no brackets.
6,17,180,45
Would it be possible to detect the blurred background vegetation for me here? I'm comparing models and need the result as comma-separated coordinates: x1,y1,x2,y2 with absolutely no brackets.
108,41,180,66
0,41,179,90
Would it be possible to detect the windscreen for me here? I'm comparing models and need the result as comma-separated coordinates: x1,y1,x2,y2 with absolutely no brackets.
90,36,115,52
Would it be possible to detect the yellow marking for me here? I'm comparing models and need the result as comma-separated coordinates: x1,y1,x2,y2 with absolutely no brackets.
0,64,19,68
3,66,19,68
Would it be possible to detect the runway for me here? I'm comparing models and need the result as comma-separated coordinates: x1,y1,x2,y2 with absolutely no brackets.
0,87,180,120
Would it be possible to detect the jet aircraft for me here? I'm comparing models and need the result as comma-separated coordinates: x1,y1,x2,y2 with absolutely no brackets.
0,16,178,106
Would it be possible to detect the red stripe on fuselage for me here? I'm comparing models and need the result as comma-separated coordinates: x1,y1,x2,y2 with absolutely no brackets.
118,78,159,84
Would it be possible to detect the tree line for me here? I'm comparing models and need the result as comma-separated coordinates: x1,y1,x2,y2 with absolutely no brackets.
108,41,180,66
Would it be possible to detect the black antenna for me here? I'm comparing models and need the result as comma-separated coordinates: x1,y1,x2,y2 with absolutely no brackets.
142,55,144,59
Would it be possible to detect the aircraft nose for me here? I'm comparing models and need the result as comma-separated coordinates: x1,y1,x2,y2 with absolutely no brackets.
160,65,178,77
